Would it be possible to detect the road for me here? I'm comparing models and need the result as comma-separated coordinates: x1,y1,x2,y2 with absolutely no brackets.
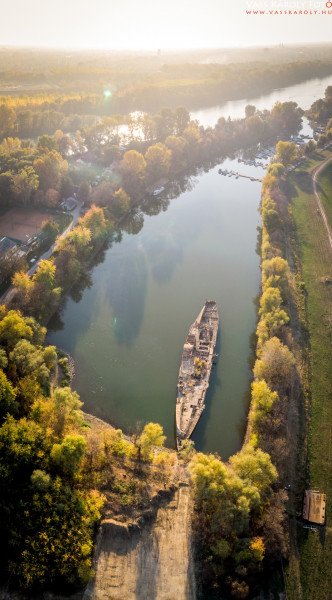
312,155,332,252
0,201,82,306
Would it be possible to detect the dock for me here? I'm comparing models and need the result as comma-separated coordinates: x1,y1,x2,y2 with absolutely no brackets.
218,168,262,182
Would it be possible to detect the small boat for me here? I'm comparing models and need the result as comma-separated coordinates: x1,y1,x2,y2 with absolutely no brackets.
176,301,219,450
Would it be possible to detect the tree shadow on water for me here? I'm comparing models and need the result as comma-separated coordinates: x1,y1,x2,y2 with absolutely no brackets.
106,246,148,346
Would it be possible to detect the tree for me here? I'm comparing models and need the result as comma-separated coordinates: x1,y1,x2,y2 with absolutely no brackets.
165,135,187,169
174,107,190,134
12,271,34,309
40,387,84,438
145,143,171,183
119,149,146,194
37,135,58,152
259,286,283,316
325,85,332,99
262,256,289,289
42,219,60,242
271,101,303,134
245,105,256,118
33,150,68,191
254,337,295,393
33,259,56,288
78,180,91,204
57,225,91,256
79,205,109,242
249,380,279,431
91,181,114,208
139,422,166,459
0,171,14,206
0,369,17,422
0,309,34,350
0,106,17,137
111,188,130,219
51,434,86,478
275,141,299,166
13,167,39,205
267,162,285,177
44,187,60,208
230,444,277,495
0,349,8,369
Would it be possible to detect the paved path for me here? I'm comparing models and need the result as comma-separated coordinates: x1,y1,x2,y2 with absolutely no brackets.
312,156,332,252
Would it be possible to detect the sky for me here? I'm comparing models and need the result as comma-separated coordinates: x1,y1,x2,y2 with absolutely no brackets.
0,0,331,50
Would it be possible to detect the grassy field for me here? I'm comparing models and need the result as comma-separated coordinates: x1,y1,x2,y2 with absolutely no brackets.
318,161,332,227
287,149,332,600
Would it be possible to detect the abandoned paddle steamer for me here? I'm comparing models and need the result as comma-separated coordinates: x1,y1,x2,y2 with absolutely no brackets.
176,300,219,450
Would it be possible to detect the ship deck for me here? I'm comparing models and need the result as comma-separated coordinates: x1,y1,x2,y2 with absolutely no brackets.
176,300,219,449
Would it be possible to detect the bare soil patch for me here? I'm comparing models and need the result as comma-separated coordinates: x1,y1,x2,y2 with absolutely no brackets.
0,208,51,242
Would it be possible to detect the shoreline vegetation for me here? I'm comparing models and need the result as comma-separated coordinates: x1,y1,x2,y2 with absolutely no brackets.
2,98,305,322
0,56,332,598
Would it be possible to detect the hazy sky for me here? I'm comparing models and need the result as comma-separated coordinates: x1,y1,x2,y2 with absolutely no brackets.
1,0,331,50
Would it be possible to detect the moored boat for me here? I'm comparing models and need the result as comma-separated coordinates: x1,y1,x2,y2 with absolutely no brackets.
176,300,219,450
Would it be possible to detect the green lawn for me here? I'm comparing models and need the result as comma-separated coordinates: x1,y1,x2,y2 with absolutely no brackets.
288,151,332,600
317,161,332,228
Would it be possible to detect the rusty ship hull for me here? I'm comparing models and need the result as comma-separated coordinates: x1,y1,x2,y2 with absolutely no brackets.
176,300,219,450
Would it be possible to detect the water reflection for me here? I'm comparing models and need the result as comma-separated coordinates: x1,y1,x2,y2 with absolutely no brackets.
144,231,184,285
107,242,148,346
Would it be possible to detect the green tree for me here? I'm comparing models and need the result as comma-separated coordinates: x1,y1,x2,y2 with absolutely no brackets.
249,380,279,430
0,369,17,422
111,187,130,219
230,443,277,495
33,150,68,191
254,337,295,393
38,387,84,438
119,149,146,194
145,143,171,183
78,180,91,204
79,205,109,242
262,256,289,289
51,434,86,478
139,422,166,459
13,167,39,205
0,309,34,350
275,140,299,166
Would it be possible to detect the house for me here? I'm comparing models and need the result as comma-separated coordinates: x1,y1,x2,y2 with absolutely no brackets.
0,237,18,261
302,490,326,525
61,197,78,211
0,237,19,283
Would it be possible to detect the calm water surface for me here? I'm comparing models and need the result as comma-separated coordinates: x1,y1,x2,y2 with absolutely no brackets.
48,75,332,459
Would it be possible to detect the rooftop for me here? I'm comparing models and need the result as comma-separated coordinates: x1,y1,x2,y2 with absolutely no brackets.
303,490,326,525
0,236,18,257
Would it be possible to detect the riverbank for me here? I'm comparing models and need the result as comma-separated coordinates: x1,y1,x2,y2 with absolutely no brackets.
80,413,196,600
286,148,332,600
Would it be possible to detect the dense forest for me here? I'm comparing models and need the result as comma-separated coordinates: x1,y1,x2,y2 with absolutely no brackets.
0,303,173,591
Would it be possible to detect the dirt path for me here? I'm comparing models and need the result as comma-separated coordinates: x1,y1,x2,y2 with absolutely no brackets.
84,482,196,600
312,156,332,252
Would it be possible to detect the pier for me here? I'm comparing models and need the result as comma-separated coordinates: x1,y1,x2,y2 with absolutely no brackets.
218,168,262,182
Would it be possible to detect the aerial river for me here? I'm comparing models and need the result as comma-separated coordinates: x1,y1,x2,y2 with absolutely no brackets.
48,73,332,459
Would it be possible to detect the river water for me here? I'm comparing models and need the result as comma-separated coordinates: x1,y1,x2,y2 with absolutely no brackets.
48,73,332,459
